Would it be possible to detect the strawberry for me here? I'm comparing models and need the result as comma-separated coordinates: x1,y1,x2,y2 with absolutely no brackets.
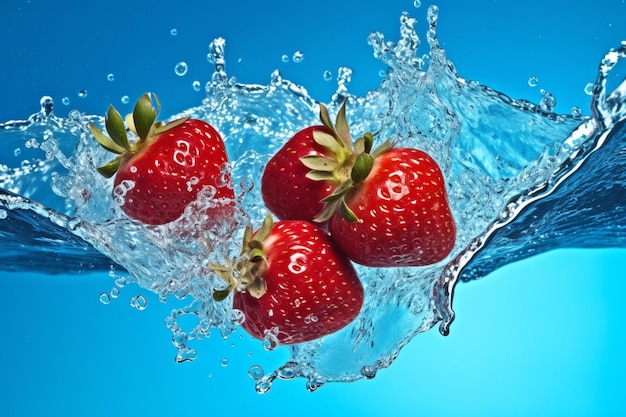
289,101,456,267
212,216,363,345
89,93,233,225
261,104,357,227
327,147,456,267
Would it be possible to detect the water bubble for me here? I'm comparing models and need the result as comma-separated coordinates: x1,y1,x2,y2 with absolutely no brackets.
292,51,304,63
281,54,289,63
0,209,7,220
192,80,202,91
361,365,377,379
110,287,120,299
262,330,279,351
40,96,54,115
413,0,422,7
130,295,148,310
528,75,539,87
170,28,178,36
99,292,111,305
13,148,21,157
248,365,265,380
540,91,557,112
61,97,70,105
323,70,333,81
174,62,189,76
584,82,594,95
220,357,229,367
107,73,115,82
121,95,130,104
571,106,583,119
114,276,127,287
228,308,246,325
77,89,88,98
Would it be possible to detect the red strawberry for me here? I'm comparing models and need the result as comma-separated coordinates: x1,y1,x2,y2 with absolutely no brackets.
89,93,233,225
289,101,456,267
212,216,363,345
261,104,356,227
327,147,456,267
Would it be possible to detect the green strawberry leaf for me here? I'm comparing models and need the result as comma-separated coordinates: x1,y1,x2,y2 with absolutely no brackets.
105,105,130,150
97,157,122,178
133,93,159,141
351,153,374,184
89,122,127,154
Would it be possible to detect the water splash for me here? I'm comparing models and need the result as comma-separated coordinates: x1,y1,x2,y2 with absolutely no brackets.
1,8,625,393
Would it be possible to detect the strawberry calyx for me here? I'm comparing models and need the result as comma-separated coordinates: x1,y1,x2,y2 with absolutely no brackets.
210,215,274,302
306,101,392,223
88,92,189,178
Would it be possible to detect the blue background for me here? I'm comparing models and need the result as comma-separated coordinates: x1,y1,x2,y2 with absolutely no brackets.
1,1,625,416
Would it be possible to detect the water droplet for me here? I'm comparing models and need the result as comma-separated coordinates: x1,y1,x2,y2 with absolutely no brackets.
540,91,557,112
571,106,583,119
61,97,70,106
228,308,246,325
0,209,8,220
281,54,289,63
192,80,202,91
99,292,111,305
77,89,88,98
323,70,333,81
107,73,115,82
262,330,279,351
528,75,539,87
174,62,188,76
130,295,148,310
114,276,127,287
170,28,178,36
176,347,197,363
220,357,229,367
413,0,422,7
361,365,377,379
378,69,387,78
40,96,54,115
110,287,120,299
292,51,304,63
121,95,130,104
584,82,594,95
248,365,265,380
13,148,21,157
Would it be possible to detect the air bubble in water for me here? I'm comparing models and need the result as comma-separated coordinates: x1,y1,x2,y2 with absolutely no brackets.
292,51,304,63
571,106,583,119
281,54,289,63
99,292,111,305
584,82,594,95
413,0,422,7
0,209,7,220
61,97,70,105
323,70,333,81
192,80,202,91
174,62,189,76
13,148,21,156
107,73,115,82
121,95,130,104
77,89,88,98
528,75,539,87
130,295,148,310
220,358,229,367
170,28,178,36
248,365,265,380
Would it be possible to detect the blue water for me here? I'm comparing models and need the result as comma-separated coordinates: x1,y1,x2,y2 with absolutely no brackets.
2,1,626,416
